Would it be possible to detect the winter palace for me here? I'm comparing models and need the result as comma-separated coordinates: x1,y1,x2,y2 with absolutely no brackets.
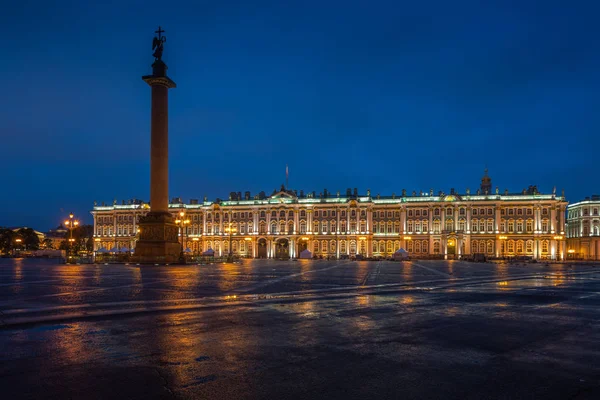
91,171,569,260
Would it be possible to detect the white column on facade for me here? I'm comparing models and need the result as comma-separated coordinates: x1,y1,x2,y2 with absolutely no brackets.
466,207,471,232
401,207,406,233
495,207,501,233
551,207,557,233
428,207,433,234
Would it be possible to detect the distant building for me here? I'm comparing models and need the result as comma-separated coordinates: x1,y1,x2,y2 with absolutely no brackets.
566,195,600,260
91,172,568,260
44,224,67,249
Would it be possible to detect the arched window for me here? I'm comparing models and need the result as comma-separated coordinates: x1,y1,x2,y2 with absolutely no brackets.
458,219,465,231
526,219,533,232
271,222,277,234
507,240,514,253
407,221,413,232
314,241,320,252
472,240,478,253
479,220,485,232
422,240,428,253
372,242,378,253
360,221,366,232
321,240,328,253
415,241,421,253
387,222,393,234
330,240,336,253
350,240,357,254
340,240,346,253
445,219,453,231
422,220,428,233
542,219,549,232
508,220,515,233
433,220,441,233
433,241,440,254
279,221,286,233
300,221,306,234
446,207,453,216
258,221,265,234
541,240,549,253
387,241,394,253
407,240,414,252
331,220,337,232
379,241,385,253
340,221,347,232
288,221,294,234
487,240,493,254
516,240,524,254
300,210,306,217
322,222,328,234
516,220,523,232
487,219,494,232
415,221,421,233
526,240,533,254
313,221,319,233
394,222,400,233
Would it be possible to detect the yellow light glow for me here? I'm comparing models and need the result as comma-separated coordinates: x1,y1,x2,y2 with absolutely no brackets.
301,237,309,240
403,236,412,240
179,211,185,217
175,219,181,223
69,213,74,219
64,220,70,226
74,221,79,226
192,237,199,241
94,238,101,242
568,249,575,254
359,236,366,240
244,237,252,241
499,235,508,240
15,239,22,243
553,235,563,240
448,240,455,246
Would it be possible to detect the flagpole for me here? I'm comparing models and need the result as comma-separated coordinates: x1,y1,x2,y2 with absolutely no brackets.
286,164,289,189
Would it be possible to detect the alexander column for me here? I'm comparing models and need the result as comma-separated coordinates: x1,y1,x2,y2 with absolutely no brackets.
134,27,181,263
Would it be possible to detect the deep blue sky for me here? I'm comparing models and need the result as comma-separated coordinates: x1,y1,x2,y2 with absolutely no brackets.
2,0,599,231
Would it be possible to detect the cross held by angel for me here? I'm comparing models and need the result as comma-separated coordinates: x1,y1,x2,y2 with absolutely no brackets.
152,26,167,61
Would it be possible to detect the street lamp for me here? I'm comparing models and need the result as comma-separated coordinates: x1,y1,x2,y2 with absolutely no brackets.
64,212,79,262
175,211,190,263
225,222,237,262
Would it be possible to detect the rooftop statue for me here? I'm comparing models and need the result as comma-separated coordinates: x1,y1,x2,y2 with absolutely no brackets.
152,26,167,61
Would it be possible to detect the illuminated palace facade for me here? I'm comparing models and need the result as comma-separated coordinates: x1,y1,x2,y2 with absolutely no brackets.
566,195,600,260
91,173,568,260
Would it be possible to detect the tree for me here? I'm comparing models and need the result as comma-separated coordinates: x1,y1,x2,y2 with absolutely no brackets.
0,228,14,254
42,238,54,249
15,228,40,251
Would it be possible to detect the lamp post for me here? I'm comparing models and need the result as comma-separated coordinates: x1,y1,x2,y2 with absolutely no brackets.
14,238,22,256
175,211,190,263
64,212,79,263
498,235,508,259
225,222,237,262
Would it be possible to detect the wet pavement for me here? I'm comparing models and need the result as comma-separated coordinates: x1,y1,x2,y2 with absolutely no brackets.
1,258,600,399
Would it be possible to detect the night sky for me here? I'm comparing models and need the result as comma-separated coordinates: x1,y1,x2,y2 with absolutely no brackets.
2,0,599,231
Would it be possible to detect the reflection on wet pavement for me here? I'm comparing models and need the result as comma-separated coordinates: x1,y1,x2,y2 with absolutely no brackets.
1,258,600,399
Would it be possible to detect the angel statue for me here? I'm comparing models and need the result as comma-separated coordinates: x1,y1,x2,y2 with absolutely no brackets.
152,26,167,61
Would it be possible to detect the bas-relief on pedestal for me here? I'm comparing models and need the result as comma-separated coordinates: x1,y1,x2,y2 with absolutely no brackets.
132,26,180,263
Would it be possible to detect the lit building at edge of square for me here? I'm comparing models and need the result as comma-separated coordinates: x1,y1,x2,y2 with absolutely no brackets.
566,195,600,260
91,171,569,260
